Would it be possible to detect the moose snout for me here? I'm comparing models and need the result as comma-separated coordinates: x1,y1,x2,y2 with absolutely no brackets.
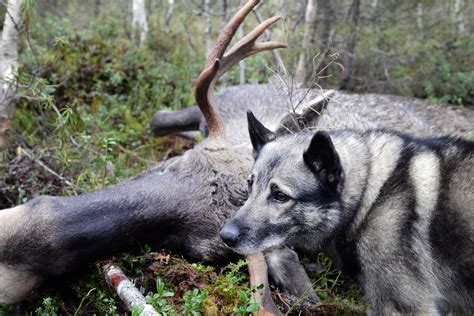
219,222,241,247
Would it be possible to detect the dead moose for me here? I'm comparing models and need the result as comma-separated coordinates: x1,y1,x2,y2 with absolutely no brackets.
0,1,321,313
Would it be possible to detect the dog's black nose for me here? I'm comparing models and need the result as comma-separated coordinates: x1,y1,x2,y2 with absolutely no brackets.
220,223,240,247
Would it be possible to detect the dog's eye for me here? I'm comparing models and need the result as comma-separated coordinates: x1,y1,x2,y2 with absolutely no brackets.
272,190,290,203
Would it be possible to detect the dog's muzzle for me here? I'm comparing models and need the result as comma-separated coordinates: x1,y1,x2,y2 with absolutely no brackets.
219,222,241,248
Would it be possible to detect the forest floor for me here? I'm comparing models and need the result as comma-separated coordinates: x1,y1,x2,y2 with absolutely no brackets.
0,134,367,315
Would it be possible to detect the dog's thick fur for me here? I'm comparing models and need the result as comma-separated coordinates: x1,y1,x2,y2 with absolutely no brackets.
220,112,474,314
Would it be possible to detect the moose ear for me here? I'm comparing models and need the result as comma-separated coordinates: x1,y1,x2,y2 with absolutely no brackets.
303,131,342,190
247,111,275,156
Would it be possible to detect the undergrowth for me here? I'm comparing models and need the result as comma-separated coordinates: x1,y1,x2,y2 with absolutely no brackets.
0,248,366,315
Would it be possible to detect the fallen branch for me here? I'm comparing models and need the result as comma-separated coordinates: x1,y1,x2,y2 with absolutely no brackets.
104,263,159,315
17,146,80,194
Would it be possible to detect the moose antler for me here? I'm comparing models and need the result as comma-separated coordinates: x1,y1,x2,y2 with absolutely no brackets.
195,0,286,139
195,1,286,314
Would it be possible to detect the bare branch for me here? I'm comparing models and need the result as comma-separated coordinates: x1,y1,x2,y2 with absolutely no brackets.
104,263,159,315
17,146,80,194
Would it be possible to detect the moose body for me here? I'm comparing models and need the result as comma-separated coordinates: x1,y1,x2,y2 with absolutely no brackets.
221,113,474,314
0,105,321,304
2,84,474,306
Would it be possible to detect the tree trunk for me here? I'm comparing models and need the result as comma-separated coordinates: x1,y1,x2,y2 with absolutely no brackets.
416,2,423,31
132,0,148,48
94,0,101,17
204,0,212,56
319,0,334,49
164,0,175,32
0,0,22,149
454,0,466,35
220,0,228,30
317,0,335,78
238,25,246,85
219,0,230,86
339,0,361,90
295,0,318,86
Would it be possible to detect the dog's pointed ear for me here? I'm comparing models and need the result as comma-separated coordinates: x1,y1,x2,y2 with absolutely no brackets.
303,131,342,190
247,111,275,156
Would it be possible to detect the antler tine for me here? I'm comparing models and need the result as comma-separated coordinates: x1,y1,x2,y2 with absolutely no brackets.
196,0,261,140
205,0,260,67
195,0,286,140
218,16,287,77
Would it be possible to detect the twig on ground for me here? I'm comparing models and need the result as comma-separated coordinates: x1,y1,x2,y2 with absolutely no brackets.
275,291,291,309
104,263,159,315
114,142,155,165
17,146,80,194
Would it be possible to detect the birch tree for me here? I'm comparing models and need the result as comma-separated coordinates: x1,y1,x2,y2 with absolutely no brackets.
204,0,212,56
416,2,423,31
339,0,361,90
295,0,318,85
0,0,22,149
132,0,148,47
220,0,227,30
453,0,466,35
238,24,245,85
164,0,175,32
94,0,100,17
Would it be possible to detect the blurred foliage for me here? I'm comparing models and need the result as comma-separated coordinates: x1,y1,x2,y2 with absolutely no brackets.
310,0,474,106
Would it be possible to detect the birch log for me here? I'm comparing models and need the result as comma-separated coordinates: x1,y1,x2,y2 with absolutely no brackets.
294,0,318,86
0,0,22,149
104,264,159,315
132,0,148,47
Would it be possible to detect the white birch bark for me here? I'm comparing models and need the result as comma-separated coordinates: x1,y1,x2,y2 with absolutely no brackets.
238,25,246,85
220,0,227,30
132,0,148,47
164,0,175,32
0,0,22,148
295,0,318,85
104,264,159,315
204,0,212,56
454,0,466,35
416,2,423,30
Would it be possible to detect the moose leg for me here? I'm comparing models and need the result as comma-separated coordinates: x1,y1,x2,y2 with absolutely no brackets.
150,107,203,136
265,246,320,303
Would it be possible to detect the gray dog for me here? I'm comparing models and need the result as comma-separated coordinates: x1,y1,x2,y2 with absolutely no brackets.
220,111,474,315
